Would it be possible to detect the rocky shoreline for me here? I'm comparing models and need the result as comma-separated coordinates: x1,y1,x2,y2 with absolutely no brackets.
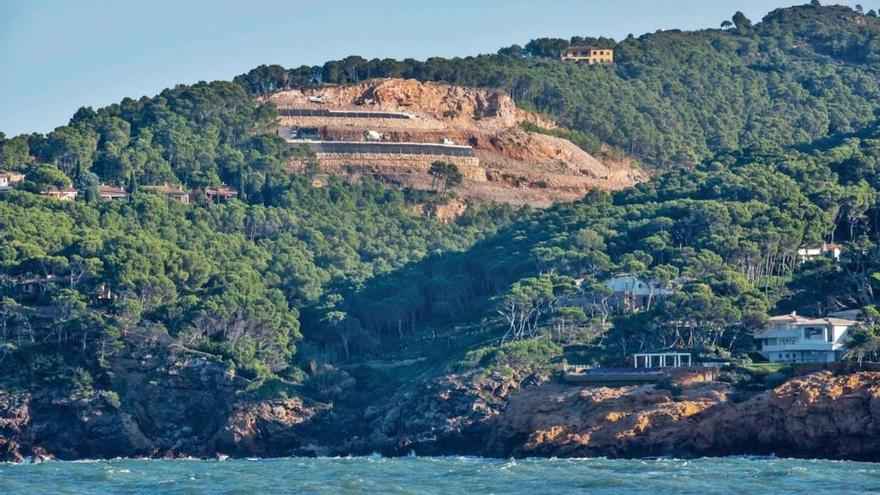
3,358,880,463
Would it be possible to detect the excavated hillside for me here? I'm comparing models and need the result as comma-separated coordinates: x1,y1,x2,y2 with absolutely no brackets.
265,79,643,207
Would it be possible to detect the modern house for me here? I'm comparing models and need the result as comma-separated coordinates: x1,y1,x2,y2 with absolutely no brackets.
142,184,191,204
98,184,129,200
561,46,614,64
632,352,693,368
40,188,78,201
797,242,842,263
603,274,675,313
754,312,858,363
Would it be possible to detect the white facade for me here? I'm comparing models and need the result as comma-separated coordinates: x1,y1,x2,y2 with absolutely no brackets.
754,312,856,363
797,243,841,263
0,172,24,192
633,352,692,368
603,274,674,313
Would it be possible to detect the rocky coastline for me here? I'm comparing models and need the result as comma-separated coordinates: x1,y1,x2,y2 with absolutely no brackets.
2,354,880,463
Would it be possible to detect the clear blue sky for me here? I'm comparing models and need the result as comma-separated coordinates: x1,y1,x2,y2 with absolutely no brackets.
0,1,861,136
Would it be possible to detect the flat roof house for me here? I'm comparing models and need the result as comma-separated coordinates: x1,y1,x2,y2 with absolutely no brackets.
754,312,857,363
561,46,614,64
797,242,842,263
603,274,675,313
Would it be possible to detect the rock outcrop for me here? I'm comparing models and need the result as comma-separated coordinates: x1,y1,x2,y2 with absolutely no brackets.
4,362,880,461
355,370,880,461
0,347,326,462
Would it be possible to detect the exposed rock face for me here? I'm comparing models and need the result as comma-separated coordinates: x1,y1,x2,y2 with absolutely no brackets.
353,371,523,455
268,79,643,207
694,371,880,459
355,370,880,461
4,364,880,461
212,398,328,457
0,348,326,462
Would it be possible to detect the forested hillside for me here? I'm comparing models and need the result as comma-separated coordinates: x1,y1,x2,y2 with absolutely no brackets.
3,3,880,441
238,4,880,167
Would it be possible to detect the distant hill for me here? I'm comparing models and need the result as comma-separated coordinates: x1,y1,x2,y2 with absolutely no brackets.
238,4,880,168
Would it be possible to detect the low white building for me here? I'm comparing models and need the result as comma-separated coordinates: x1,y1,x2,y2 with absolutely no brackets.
0,172,24,192
797,242,842,263
603,274,674,313
754,312,857,363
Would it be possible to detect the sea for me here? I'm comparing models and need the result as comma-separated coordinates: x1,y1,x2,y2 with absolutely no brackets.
1,455,878,494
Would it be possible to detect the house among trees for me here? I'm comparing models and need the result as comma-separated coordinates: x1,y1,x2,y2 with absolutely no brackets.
98,184,129,200
16,275,72,300
142,184,191,204
796,242,842,263
0,172,25,192
40,188,78,201
561,45,614,64
753,312,858,363
96,282,113,301
205,184,238,202
603,274,674,313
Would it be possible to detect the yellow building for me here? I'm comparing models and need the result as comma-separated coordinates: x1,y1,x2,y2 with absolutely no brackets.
561,45,614,65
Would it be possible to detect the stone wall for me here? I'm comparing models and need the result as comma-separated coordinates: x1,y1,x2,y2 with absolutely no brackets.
314,153,486,182
278,116,445,131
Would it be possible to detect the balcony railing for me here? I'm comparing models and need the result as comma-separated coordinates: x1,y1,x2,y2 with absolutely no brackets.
761,341,840,352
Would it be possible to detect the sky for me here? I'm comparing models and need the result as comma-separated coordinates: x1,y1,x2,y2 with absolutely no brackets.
0,0,863,136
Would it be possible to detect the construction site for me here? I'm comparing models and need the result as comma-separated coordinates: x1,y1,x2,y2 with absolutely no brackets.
266,78,642,207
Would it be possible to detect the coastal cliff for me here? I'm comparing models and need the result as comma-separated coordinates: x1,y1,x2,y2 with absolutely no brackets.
355,369,880,461
0,350,327,462
4,367,880,462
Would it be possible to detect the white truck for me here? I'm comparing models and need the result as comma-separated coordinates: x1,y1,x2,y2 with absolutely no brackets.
441,138,456,145
308,95,325,104
364,130,383,142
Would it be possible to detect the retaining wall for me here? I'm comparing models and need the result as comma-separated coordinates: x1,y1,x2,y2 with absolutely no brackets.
316,153,486,182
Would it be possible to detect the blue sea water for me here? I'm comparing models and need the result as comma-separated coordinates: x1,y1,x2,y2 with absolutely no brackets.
1,456,878,494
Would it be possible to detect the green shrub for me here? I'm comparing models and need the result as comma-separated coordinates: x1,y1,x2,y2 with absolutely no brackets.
454,337,563,372
305,367,356,401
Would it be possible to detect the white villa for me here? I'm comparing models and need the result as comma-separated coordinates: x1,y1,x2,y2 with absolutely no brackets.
754,312,858,363
797,242,842,263
603,274,675,313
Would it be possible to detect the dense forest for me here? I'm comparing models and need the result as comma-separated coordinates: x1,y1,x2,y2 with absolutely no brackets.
4,2,880,406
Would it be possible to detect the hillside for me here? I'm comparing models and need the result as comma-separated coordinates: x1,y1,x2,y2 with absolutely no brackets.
239,4,880,168
265,78,641,206
4,2,880,461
